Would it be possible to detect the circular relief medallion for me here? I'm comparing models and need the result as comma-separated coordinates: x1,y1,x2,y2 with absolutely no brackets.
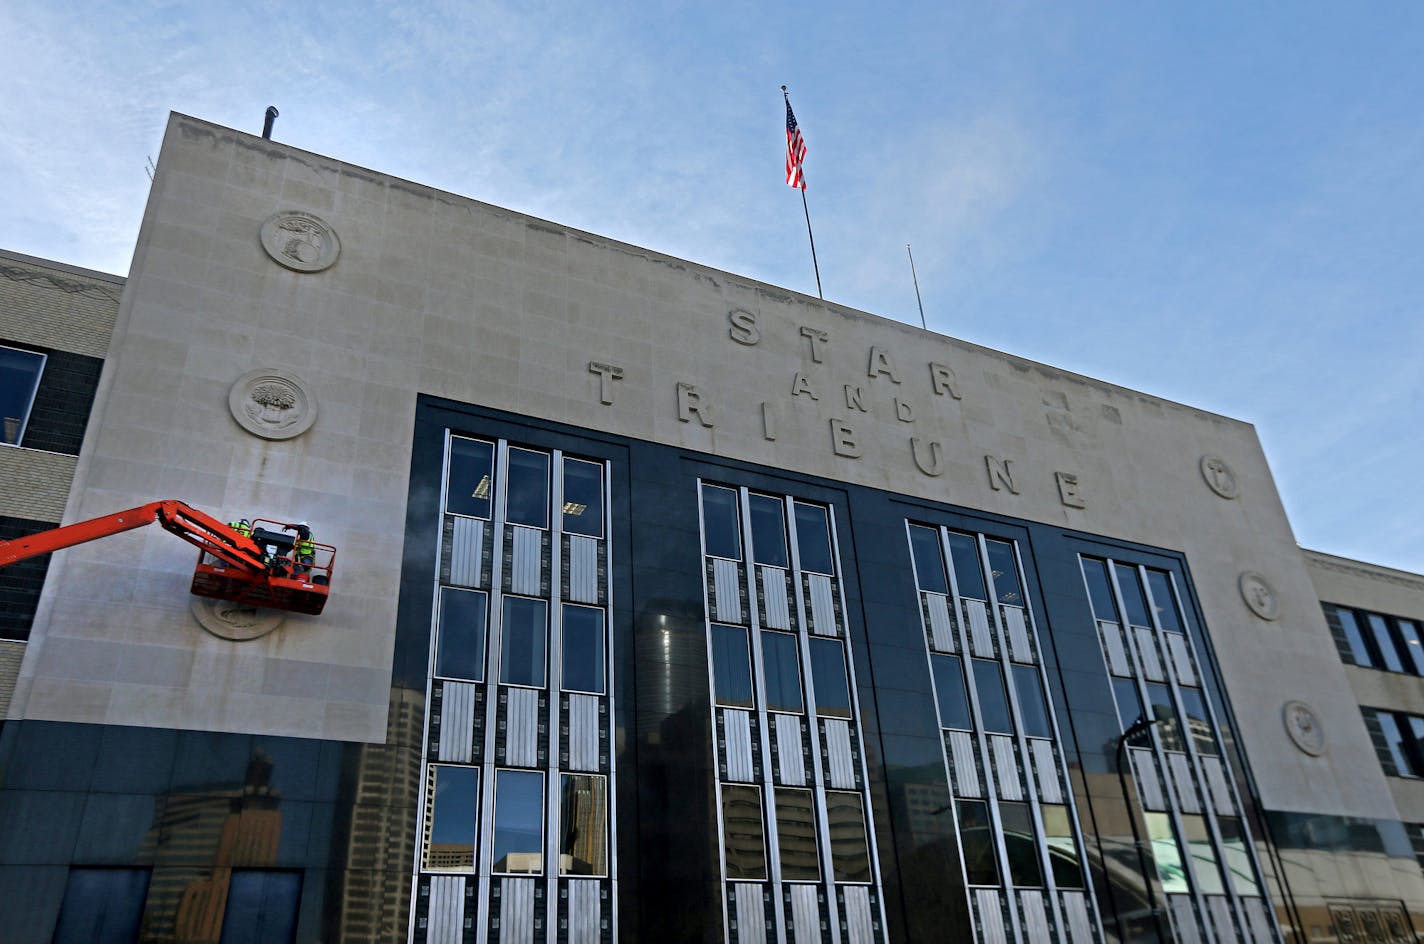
1282,700,1326,756
191,597,285,642
1239,571,1280,621
228,368,318,441
259,210,341,273
1199,454,1240,499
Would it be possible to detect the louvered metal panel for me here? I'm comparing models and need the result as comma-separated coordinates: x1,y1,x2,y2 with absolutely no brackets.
1061,891,1094,944
1201,756,1236,815
1135,626,1165,681
842,886,875,944
567,880,601,944
975,889,1009,944
510,526,543,596
734,884,767,944
724,709,755,782
989,734,1022,800
1099,621,1130,676
1019,890,1049,942
1168,894,1203,944
789,884,821,944
504,688,541,767
946,730,981,798
824,719,856,788
568,535,599,604
776,713,807,786
1205,895,1235,943
1166,632,1197,686
1002,606,1033,663
964,599,995,658
925,593,955,652
1168,752,1200,813
1030,739,1061,803
427,875,466,944
500,878,536,944
714,558,744,624
1243,897,1276,942
448,517,484,588
808,574,837,636
761,567,791,630
438,681,476,763
568,693,601,771
1130,748,1166,810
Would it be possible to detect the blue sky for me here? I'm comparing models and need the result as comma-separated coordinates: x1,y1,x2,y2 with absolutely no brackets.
2,1,1421,571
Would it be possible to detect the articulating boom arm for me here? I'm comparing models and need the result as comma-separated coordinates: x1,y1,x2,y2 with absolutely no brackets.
0,500,269,573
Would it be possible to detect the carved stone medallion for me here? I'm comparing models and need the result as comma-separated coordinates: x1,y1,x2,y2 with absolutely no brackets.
1239,571,1280,621
259,211,341,273
191,597,284,642
1282,700,1326,756
228,369,318,440
1199,454,1240,499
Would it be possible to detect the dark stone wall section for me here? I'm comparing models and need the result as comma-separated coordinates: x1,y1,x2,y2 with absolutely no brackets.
24,348,103,455
0,515,57,640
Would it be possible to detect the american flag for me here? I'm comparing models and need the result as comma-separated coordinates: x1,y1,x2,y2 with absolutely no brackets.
785,98,807,190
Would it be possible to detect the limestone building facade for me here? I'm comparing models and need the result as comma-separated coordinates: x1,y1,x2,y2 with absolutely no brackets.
1,113,1422,943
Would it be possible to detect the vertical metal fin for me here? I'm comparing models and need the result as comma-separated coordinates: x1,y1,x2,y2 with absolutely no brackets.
824,718,856,788
499,878,536,944
724,709,756,782
714,558,744,624
504,688,541,767
807,573,837,636
925,593,955,652
427,875,466,944
568,693,601,771
776,713,807,786
448,517,484,588
761,567,792,630
568,535,599,604
437,681,476,763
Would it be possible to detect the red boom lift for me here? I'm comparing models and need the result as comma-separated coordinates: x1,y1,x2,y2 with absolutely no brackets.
0,500,334,615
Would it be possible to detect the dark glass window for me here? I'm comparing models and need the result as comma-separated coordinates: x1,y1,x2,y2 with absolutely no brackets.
775,788,820,881
561,458,603,537
1115,564,1151,626
701,485,741,560
971,659,1013,734
561,605,604,694
748,494,788,568
722,785,766,880
1330,606,1374,666
1375,711,1415,776
1177,687,1219,755
1081,557,1117,622
435,588,486,681
559,774,608,875
1112,677,1146,731
931,654,973,730
446,437,494,518
1146,570,1183,632
1217,817,1261,896
500,597,547,687
998,801,1044,887
985,540,1023,606
908,525,948,594
793,502,835,575
761,631,803,713
1144,812,1188,893
826,792,872,882
957,800,1000,885
947,532,986,600
493,770,545,874
506,447,550,528
1367,613,1406,673
1040,804,1084,888
1182,814,1225,894
51,868,150,944
218,870,302,944
712,624,754,708
809,638,852,718
1397,619,1424,675
0,345,45,446
425,764,479,871
1146,683,1184,752
1012,665,1051,738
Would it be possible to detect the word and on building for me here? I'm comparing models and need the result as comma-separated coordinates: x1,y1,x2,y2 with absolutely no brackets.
1,113,1422,944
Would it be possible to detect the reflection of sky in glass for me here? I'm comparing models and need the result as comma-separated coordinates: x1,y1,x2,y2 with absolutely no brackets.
562,605,604,693
1144,812,1188,893
431,766,479,844
494,770,545,865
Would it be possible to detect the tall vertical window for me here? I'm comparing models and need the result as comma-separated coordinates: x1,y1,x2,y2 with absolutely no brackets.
1367,614,1407,673
561,458,604,536
1011,665,1052,738
1146,571,1183,632
446,437,494,518
1115,563,1151,626
748,493,788,567
721,785,767,880
998,801,1044,887
500,597,548,687
908,524,948,594
711,624,755,708
219,871,303,944
809,637,852,718
775,788,820,881
425,765,480,871
701,485,741,560
947,532,986,600
435,588,487,681
493,770,546,874
0,345,44,446
761,631,803,713
561,604,605,694
506,447,550,528
957,800,1000,886
931,654,972,730
559,774,609,876
985,540,1023,606
1144,812,1189,893
793,502,834,574
825,793,872,882
51,868,150,944
971,659,1013,734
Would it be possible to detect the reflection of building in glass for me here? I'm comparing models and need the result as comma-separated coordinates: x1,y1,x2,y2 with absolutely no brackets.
560,775,608,875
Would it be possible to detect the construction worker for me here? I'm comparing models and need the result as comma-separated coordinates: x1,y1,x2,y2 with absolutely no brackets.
292,521,315,576
228,518,252,539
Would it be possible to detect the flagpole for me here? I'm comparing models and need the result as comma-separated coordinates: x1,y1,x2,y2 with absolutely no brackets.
783,86,823,300
907,243,926,329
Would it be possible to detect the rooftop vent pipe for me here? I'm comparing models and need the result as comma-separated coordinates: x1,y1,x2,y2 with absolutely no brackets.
262,106,279,140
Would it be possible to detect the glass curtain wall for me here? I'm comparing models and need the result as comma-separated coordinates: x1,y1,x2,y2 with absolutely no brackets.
700,484,887,944
414,435,616,943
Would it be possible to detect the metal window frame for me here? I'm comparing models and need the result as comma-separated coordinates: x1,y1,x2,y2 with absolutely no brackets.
422,763,481,874
0,344,46,448
503,444,552,530
556,771,612,878
497,593,550,690
559,455,605,538
432,585,489,684
557,601,607,696
442,434,496,521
